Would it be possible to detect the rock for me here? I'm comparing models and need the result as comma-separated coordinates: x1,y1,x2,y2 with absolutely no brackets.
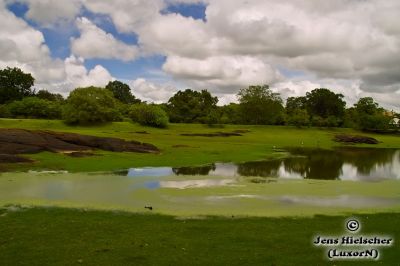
0,129,160,156
181,132,243,137
333,134,379,144
0,154,33,163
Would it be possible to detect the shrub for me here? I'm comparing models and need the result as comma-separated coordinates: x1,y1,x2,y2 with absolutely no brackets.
0,104,11,118
7,97,62,119
286,109,310,128
129,104,169,128
63,87,121,125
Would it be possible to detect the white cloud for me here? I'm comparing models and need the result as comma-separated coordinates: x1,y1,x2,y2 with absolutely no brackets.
163,55,282,92
2,0,400,109
63,55,113,89
0,1,66,83
11,0,82,26
71,17,139,61
130,78,177,103
82,0,165,33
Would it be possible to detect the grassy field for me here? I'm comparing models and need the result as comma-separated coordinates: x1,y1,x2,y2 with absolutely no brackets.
1,118,400,172
0,207,399,266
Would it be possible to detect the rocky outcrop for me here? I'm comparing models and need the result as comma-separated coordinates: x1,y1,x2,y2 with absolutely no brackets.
0,129,159,163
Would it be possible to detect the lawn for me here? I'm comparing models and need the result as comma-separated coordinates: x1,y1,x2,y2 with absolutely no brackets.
0,207,399,266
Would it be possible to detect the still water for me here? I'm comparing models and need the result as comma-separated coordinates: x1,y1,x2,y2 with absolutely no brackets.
125,148,400,181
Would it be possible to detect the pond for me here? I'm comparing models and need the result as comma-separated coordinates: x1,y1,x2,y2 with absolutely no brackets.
123,147,400,181
1,147,400,217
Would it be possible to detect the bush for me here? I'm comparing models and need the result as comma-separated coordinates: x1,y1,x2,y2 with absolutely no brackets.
129,104,169,128
0,104,11,118
63,87,121,125
7,97,62,119
286,109,310,127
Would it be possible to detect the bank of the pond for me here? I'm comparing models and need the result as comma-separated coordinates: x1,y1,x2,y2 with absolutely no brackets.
1,119,400,172
0,207,399,266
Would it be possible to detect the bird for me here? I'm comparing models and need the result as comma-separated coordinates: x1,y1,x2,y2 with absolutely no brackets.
144,206,153,211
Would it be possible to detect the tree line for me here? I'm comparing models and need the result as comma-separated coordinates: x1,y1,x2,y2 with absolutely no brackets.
0,67,399,131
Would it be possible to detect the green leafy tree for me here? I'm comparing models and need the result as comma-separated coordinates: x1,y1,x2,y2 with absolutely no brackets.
237,85,284,125
219,103,241,124
286,96,307,115
129,104,169,128
305,88,346,120
63,87,121,124
353,97,391,131
105,80,140,104
0,67,35,104
167,89,218,123
35,89,64,101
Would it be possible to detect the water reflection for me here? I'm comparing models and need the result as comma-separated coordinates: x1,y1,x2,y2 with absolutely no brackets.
125,148,400,181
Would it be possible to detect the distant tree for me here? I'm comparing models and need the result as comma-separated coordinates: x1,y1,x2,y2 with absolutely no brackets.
219,103,241,124
105,80,140,104
0,67,35,104
237,85,284,125
7,97,62,119
35,89,64,101
353,97,391,131
63,87,121,124
129,104,169,128
305,88,346,120
354,97,380,115
167,89,218,123
286,96,307,115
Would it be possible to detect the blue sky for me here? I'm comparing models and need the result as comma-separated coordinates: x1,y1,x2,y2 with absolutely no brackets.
1,0,399,109
6,1,206,80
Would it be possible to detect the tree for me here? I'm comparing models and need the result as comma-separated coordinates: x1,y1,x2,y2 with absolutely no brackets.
237,85,284,125
0,67,35,104
105,80,140,104
286,96,307,115
63,87,121,124
219,103,241,124
305,88,346,119
167,89,218,123
353,97,391,131
35,89,64,101
354,97,379,115
129,104,169,128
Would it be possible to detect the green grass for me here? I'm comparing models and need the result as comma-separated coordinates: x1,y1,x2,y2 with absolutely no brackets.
1,118,399,172
0,207,399,266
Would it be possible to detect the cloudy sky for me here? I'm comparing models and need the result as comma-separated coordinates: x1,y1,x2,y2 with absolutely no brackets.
1,0,399,109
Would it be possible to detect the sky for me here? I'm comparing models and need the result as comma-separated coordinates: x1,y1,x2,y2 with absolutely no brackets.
0,0,399,110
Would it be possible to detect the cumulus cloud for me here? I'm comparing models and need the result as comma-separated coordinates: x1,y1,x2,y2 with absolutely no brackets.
2,0,400,108
0,0,66,83
83,0,165,33
71,17,139,61
163,55,282,92
0,2,114,96
130,78,177,103
10,0,82,26
63,55,113,89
